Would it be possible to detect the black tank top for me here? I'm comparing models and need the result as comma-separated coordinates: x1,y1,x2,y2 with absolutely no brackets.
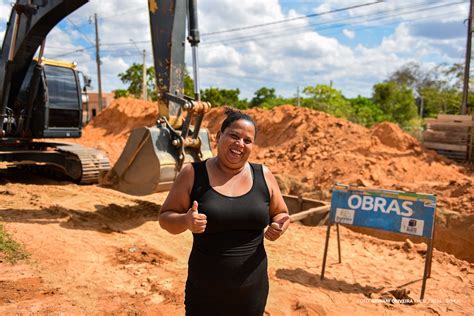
187,160,271,289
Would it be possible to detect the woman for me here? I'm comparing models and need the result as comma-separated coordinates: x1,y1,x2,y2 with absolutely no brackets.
159,108,289,315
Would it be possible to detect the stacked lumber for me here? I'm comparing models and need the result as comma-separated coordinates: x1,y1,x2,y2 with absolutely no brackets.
423,114,474,161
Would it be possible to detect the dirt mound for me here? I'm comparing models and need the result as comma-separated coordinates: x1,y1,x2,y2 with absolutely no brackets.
76,98,473,261
370,121,419,151
68,98,158,163
85,98,158,135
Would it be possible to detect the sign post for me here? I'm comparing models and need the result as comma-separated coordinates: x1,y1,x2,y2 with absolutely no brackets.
321,184,436,300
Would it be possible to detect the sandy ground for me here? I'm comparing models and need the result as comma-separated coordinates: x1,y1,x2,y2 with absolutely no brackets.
0,170,473,315
1,100,473,314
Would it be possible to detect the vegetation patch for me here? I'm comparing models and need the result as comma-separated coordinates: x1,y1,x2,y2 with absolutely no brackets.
0,224,30,263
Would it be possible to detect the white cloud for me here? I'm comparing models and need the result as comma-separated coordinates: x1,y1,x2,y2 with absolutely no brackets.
0,0,468,100
313,0,469,27
0,2,9,23
200,45,241,68
314,3,331,15
342,28,355,39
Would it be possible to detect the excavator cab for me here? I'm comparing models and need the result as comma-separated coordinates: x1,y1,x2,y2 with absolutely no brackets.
25,59,83,138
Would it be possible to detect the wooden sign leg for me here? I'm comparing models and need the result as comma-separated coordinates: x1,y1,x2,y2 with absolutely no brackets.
336,223,342,264
420,237,434,300
321,222,332,280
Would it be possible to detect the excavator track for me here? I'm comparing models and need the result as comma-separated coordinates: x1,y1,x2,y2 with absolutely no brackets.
56,144,111,184
2,141,111,184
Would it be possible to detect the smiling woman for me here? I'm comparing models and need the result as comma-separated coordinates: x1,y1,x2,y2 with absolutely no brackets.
158,107,289,315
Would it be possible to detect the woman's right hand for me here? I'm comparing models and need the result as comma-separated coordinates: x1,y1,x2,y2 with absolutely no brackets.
185,201,207,233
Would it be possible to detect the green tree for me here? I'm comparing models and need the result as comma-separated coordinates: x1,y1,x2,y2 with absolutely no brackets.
302,84,352,118
118,64,194,101
388,62,435,117
389,62,428,88
184,68,195,97
113,89,129,99
372,82,417,125
387,62,469,117
348,96,385,127
250,87,276,108
419,86,461,116
201,87,243,107
118,63,156,99
442,63,464,90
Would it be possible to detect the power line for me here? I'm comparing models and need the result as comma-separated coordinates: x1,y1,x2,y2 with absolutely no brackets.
203,1,428,45
46,1,454,51
54,1,451,51
66,17,95,46
48,46,95,58
327,8,465,40
43,1,466,59
202,0,384,36
87,5,462,83
202,1,466,47
203,1,465,45
100,40,150,47
200,7,464,86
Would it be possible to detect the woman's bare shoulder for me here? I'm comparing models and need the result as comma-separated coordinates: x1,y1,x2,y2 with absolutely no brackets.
176,163,195,189
261,164,274,177
261,164,277,192
160,163,195,214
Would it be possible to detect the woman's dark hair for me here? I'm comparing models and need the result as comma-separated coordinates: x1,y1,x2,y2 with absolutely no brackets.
220,107,257,138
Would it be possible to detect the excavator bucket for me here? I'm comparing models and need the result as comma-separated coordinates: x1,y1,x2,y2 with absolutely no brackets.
102,125,213,196
100,0,215,196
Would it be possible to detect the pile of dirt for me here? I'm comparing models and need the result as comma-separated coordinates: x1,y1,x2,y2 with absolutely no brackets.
76,98,473,261
71,98,159,164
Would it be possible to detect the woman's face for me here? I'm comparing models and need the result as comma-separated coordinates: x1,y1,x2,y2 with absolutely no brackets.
216,119,256,168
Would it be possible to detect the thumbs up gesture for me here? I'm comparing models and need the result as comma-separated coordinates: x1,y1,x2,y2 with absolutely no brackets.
186,201,207,233
265,214,289,241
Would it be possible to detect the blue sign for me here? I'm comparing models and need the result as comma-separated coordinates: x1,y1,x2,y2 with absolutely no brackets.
329,185,436,239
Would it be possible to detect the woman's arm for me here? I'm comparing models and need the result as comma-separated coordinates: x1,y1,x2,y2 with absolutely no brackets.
159,164,207,234
262,165,290,241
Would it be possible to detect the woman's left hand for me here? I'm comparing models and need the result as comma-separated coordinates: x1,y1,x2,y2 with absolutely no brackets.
264,215,290,241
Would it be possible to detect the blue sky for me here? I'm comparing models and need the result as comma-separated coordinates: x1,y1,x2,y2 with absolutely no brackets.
0,0,470,100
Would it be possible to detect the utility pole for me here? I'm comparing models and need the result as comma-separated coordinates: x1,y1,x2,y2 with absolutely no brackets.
419,96,424,118
94,13,103,112
142,49,147,100
462,0,473,115
130,39,147,101
296,86,300,107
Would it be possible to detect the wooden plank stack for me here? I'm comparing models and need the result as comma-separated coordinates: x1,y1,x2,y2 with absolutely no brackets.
423,114,474,162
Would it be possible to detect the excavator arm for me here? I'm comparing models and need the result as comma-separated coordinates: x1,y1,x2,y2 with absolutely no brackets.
149,0,186,121
105,0,213,195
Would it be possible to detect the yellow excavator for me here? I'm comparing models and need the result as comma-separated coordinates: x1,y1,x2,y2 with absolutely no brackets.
0,0,213,194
